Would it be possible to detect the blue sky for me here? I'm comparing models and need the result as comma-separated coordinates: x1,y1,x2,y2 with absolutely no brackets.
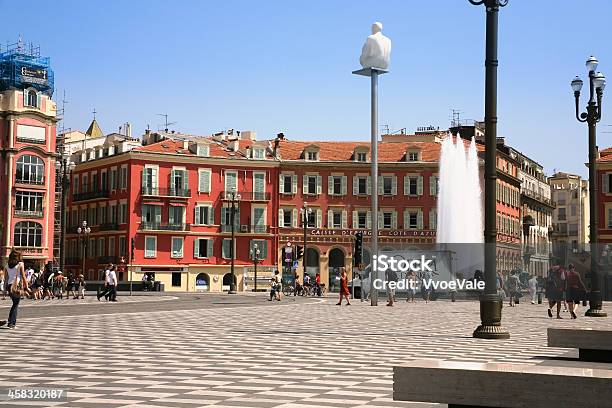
2,0,611,177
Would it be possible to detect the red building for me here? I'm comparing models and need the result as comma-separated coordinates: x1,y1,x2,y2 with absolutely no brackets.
0,44,57,267
65,132,278,291
597,147,612,244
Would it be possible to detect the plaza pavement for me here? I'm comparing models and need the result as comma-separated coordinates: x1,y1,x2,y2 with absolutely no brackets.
0,294,611,408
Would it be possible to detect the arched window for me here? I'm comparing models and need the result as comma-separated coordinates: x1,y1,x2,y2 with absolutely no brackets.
14,221,42,247
27,89,38,108
16,155,44,184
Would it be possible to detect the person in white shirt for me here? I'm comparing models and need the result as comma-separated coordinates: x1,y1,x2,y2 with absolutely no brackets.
0,250,28,329
107,266,118,302
97,264,113,301
528,275,538,304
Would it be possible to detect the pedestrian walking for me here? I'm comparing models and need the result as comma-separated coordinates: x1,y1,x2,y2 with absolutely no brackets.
507,270,520,307
336,267,351,306
107,266,117,301
422,270,434,303
496,271,505,301
385,267,398,306
0,250,29,329
546,265,566,319
268,270,282,301
76,273,86,299
528,275,538,304
406,270,417,303
67,273,77,299
41,263,54,300
97,264,113,301
565,264,587,319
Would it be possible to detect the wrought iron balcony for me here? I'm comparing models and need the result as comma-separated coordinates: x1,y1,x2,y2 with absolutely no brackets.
141,186,191,198
521,188,556,208
220,224,269,233
139,222,190,231
73,190,110,202
14,209,44,218
220,224,241,233
250,225,269,233
221,191,271,201
15,177,45,185
99,222,120,231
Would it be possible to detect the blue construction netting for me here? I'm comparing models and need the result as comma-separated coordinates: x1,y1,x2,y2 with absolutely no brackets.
0,45,54,96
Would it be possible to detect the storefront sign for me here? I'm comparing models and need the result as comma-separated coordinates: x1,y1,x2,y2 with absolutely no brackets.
308,229,436,237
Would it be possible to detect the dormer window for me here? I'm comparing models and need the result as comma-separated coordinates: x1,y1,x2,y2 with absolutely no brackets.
196,145,209,157
307,151,318,161
353,146,370,162
407,149,421,162
357,152,367,162
252,148,265,159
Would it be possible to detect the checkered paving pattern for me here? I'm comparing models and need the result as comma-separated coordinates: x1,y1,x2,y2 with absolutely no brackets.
1,298,612,408
0,294,178,309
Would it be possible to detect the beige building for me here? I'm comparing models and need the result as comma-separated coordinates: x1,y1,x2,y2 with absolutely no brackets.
549,172,589,257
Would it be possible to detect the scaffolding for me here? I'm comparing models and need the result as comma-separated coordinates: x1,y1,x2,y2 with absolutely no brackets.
0,39,54,96
53,92,69,270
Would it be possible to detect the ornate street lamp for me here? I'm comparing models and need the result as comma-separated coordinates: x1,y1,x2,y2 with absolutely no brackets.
469,0,510,339
228,189,241,294
572,55,607,317
77,220,91,279
56,156,75,273
250,243,261,292
300,202,312,279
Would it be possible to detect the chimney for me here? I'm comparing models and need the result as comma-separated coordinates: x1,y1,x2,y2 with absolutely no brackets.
241,131,257,141
230,140,239,151
126,122,132,139
182,140,189,149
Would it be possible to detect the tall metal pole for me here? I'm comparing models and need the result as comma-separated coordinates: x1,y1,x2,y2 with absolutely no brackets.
370,71,379,307
470,0,510,339
254,252,258,292
303,206,307,278
59,162,68,272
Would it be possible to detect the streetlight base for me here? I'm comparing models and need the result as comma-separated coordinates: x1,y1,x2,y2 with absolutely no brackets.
228,289,237,295
585,291,607,317
585,308,607,317
473,294,510,339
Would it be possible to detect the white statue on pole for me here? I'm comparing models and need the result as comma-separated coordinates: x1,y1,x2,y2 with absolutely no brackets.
359,22,391,70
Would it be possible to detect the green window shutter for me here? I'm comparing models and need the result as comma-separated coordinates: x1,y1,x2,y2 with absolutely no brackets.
278,208,284,227
328,176,334,195
279,174,284,194
341,176,347,195
353,176,358,195
194,207,201,225
207,239,213,257
262,240,268,259
221,207,227,225
207,206,214,225
417,176,424,195
194,238,200,257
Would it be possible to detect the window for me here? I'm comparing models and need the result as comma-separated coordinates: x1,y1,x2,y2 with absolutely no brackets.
280,174,294,194
92,173,98,192
306,151,318,161
171,168,187,194
198,169,211,193
608,208,612,228
98,238,105,257
99,206,107,224
119,236,127,257
252,207,266,231
356,211,368,228
194,238,213,258
558,207,567,221
408,212,418,229
429,176,439,196
328,175,345,196
109,237,116,257
568,223,579,235
329,210,343,229
305,175,318,195
253,172,266,199
252,148,265,159
382,176,394,196
196,145,209,157
142,205,161,225
73,175,79,194
249,240,269,259
407,151,419,161
224,171,238,193
119,203,127,224
26,89,38,107
171,237,184,258
81,175,89,193
16,155,44,184
557,192,566,205
355,176,369,195
144,236,157,258
89,206,97,225
222,239,235,259
570,205,577,217
194,205,213,225
404,176,420,195
120,166,128,189
109,204,117,223
89,238,96,257
15,191,43,215
404,210,423,230
382,212,393,229
169,206,185,226
356,152,367,162
429,209,437,229
172,272,182,287
142,167,158,192
13,221,42,247
306,211,316,228
221,206,241,227
110,168,117,190
101,171,107,191
282,209,293,227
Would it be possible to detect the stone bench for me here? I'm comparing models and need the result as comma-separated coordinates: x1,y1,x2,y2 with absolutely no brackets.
394,359,612,407
548,328,612,363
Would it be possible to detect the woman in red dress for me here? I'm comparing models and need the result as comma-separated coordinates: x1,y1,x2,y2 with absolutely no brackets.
337,267,351,306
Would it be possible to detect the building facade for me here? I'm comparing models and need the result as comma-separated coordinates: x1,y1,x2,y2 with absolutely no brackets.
65,132,279,292
0,44,57,267
597,147,612,244
508,148,554,277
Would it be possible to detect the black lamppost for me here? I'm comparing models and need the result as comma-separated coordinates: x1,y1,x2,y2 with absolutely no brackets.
300,202,312,278
572,55,607,317
250,243,260,292
55,156,74,272
469,0,510,339
228,190,241,294
77,220,91,279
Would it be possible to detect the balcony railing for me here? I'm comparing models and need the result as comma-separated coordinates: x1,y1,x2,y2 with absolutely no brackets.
221,191,271,201
221,224,241,233
15,177,45,185
521,188,556,207
73,190,109,202
139,222,190,231
13,246,44,255
220,224,269,233
14,209,44,218
141,186,191,198
99,222,120,231
250,225,269,233
97,256,119,265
